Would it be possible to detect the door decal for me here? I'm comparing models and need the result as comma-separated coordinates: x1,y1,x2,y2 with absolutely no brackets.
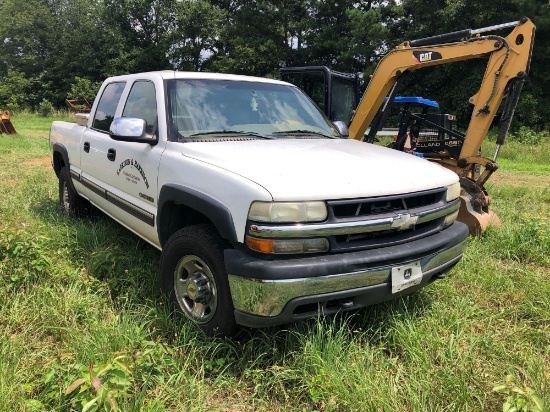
116,159,150,189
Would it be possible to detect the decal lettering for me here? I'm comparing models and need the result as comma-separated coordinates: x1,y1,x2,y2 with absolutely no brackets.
116,158,150,189
412,51,443,64
139,193,155,203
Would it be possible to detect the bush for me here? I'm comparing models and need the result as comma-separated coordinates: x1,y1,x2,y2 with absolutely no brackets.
0,70,41,112
68,77,102,103
509,126,550,145
37,99,54,117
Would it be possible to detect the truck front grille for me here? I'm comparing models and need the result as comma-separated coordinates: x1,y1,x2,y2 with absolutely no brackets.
330,189,441,219
247,187,458,254
327,188,446,252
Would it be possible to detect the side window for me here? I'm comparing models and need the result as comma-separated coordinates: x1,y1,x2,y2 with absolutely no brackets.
92,82,126,132
123,81,157,135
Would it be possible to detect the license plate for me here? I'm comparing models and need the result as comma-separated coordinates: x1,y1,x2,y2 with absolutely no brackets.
391,261,422,294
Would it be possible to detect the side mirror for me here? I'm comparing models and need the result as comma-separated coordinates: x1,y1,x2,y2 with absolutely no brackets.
333,121,349,138
109,117,156,144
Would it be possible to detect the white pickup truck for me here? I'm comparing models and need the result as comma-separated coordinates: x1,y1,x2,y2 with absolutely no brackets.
50,71,468,336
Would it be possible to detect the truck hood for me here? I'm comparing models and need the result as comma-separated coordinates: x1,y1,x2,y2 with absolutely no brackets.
181,139,458,201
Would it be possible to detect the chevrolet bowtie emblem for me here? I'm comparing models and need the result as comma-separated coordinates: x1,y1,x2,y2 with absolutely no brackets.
391,213,418,230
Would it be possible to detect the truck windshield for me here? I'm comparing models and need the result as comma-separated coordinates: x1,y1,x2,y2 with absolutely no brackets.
166,79,340,140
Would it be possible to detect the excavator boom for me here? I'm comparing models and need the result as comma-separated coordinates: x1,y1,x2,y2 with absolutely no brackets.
349,18,535,235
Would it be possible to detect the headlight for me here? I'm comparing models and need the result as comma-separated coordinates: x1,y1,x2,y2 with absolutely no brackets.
446,182,461,202
248,201,327,223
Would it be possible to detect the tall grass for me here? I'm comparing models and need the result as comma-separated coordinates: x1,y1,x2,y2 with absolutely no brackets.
0,116,548,411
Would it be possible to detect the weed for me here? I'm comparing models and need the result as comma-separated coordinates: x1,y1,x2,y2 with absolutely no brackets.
509,126,550,145
0,226,53,288
493,375,549,412
485,216,550,266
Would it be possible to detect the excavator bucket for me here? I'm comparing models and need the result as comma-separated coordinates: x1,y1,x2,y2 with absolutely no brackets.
457,194,501,236
0,111,16,134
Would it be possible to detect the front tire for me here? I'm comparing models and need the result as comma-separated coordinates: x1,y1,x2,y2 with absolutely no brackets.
58,167,90,217
160,224,238,337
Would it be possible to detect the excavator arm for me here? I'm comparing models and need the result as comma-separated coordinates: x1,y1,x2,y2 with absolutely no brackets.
349,18,535,234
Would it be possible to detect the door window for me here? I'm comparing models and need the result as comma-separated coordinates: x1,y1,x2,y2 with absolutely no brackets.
123,81,158,135
92,82,126,132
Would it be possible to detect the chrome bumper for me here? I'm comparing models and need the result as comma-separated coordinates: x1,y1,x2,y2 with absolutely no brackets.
227,229,468,319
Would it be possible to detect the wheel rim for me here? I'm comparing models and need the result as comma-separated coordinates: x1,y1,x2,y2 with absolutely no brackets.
174,255,217,324
62,181,70,211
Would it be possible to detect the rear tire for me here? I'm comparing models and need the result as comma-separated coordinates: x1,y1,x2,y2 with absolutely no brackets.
160,224,238,338
58,167,90,217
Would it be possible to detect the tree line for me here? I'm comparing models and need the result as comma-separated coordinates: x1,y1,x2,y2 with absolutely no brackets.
0,0,548,130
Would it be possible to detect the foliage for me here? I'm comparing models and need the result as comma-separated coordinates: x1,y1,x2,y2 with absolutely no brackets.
39,341,176,411
0,0,548,132
0,227,52,289
0,70,41,112
493,375,549,412
170,0,226,71
37,99,55,117
488,215,549,266
509,126,550,145
68,77,103,103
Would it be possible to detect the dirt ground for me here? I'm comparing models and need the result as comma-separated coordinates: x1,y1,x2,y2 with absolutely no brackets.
23,156,51,169
490,171,550,188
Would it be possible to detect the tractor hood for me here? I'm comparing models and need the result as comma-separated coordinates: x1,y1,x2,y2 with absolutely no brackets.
181,138,458,201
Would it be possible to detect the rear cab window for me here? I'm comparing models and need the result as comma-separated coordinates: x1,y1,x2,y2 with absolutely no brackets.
92,82,126,132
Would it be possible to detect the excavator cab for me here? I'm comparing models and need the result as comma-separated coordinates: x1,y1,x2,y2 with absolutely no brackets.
280,66,361,124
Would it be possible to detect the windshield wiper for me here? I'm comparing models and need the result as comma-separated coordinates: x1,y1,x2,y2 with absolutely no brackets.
188,130,272,138
271,129,337,139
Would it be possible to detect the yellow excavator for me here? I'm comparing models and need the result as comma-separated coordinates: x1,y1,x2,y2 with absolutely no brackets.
281,18,535,235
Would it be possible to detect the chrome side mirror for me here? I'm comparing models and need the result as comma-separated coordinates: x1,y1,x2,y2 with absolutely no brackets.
109,117,147,139
333,121,349,138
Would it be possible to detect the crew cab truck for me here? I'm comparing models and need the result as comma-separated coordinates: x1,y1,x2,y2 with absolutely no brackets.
50,71,469,337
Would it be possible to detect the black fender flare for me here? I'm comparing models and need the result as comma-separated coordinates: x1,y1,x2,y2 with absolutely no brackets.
157,184,238,245
51,143,70,177
51,143,80,195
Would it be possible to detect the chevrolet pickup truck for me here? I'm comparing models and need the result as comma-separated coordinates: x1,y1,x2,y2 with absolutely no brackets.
50,71,468,336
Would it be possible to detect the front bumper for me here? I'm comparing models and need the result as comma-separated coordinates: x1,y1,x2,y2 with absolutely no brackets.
225,222,469,328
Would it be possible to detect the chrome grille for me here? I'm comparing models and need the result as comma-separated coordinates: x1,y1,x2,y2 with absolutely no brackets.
329,189,443,219
326,188,447,252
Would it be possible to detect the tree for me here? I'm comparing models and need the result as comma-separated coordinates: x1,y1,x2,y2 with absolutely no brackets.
295,1,394,73
102,0,177,72
170,0,226,71
209,0,286,76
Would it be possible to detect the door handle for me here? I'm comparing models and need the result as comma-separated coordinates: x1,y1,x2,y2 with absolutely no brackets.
107,148,116,161
83,142,90,153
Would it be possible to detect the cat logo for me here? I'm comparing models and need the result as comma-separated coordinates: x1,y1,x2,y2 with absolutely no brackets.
419,52,433,62
412,50,442,64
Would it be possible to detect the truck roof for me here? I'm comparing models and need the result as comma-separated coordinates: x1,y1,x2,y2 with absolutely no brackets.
105,70,290,86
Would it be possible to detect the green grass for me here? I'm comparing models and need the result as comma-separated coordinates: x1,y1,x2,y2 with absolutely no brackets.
0,115,548,411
